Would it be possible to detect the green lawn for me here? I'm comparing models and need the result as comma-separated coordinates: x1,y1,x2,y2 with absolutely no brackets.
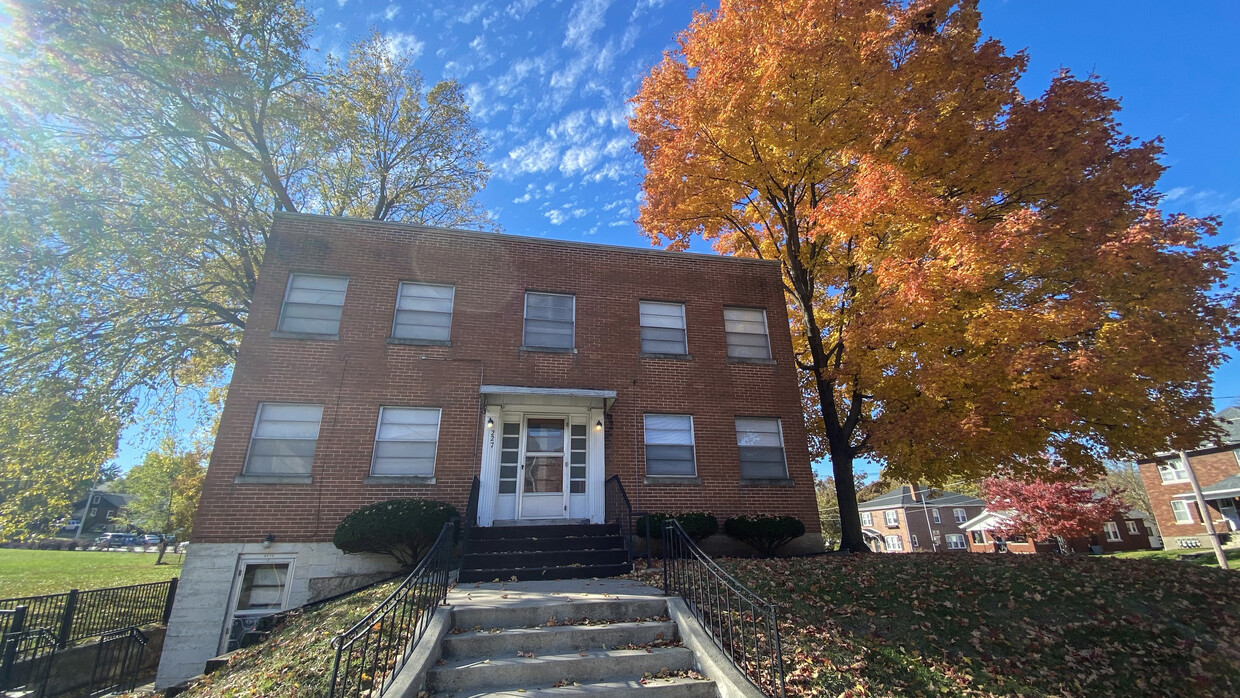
0,548,182,598
727,553,1240,697
1106,547,1240,568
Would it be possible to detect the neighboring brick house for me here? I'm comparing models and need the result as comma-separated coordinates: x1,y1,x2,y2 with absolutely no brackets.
156,212,820,687
961,508,1156,554
857,485,985,553
1137,407,1240,550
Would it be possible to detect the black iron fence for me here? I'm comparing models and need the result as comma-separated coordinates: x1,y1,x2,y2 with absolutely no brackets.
604,475,634,563
662,519,786,697
328,522,454,698
0,578,177,647
87,626,149,697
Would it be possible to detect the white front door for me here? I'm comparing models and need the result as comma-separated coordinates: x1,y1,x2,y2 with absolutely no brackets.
519,417,568,519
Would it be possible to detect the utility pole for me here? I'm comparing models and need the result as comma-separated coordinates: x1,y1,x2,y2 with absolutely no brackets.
1181,451,1229,570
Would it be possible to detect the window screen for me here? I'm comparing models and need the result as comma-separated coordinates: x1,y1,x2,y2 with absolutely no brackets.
245,403,323,474
524,292,575,349
372,407,441,476
393,282,454,341
640,301,687,354
643,414,696,476
723,307,771,359
735,417,787,478
278,274,348,335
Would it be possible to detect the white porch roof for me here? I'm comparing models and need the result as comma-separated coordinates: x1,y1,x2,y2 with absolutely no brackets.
479,385,617,410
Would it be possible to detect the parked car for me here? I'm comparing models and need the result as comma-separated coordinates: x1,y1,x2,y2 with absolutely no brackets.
143,534,163,546
96,532,138,548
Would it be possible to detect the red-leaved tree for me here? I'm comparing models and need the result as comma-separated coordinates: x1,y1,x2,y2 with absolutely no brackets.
981,474,1128,553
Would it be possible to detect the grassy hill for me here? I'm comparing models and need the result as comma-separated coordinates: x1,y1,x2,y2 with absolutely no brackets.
728,552,1240,697
0,549,182,597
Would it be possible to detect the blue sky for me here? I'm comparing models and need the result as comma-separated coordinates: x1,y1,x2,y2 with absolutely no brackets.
112,0,1240,478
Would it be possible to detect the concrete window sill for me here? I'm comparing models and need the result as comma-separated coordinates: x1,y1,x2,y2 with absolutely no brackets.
387,338,451,347
726,357,777,365
643,476,702,485
270,331,339,341
234,474,313,485
640,352,693,361
739,477,795,487
364,476,437,485
519,345,577,354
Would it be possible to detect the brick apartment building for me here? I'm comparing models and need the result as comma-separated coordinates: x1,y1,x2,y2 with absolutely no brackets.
961,508,1157,554
1137,407,1240,550
857,485,985,553
156,213,820,687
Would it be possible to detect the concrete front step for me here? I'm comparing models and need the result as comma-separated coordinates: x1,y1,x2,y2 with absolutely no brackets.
458,563,633,583
427,647,698,694
463,549,629,569
443,621,680,658
468,535,623,554
439,676,718,697
469,523,620,541
452,597,669,630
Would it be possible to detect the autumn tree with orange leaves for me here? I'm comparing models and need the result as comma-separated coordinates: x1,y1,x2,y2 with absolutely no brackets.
630,0,1237,552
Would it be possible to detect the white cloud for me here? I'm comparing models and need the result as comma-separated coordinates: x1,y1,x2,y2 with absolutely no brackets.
564,0,612,51
560,145,601,175
385,32,425,61
507,0,540,19
504,138,561,175
470,35,486,52
337,0,349,7
1164,187,1188,201
384,3,400,21
545,206,587,225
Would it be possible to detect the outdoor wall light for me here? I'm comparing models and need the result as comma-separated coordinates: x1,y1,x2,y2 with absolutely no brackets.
595,419,603,431
486,416,495,429
262,534,275,548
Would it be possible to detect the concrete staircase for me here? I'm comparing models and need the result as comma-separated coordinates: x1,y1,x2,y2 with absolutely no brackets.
459,524,631,583
426,585,717,697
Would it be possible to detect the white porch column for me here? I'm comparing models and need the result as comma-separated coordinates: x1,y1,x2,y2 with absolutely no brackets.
477,406,503,526
587,407,605,524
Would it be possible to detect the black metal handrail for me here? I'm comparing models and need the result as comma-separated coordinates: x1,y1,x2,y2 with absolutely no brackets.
0,625,57,695
462,475,480,555
604,475,634,563
328,522,454,698
88,626,148,697
662,519,786,697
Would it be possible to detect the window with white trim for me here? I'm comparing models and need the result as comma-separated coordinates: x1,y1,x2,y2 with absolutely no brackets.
884,510,899,527
931,530,941,543
392,282,454,341
1158,461,1189,484
970,530,985,545
1171,500,1194,524
245,403,323,475
953,508,967,524
639,301,687,354
910,534,919,548
1103,521,1121,542
945,533,967,550
932,508,941,524
735,417,787,478
371,407,441,476
1127,520,1140,535
723,307,771,360
278,274,348,335
884,535,903,551
643,414,696,476
861,512,873,526
523,292,575,349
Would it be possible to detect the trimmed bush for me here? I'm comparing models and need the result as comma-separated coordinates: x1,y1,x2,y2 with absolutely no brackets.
724,514,806,557
635,512,719,542
333,498,458,568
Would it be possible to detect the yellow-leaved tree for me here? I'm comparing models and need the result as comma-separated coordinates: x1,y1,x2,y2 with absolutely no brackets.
630,0,1238,551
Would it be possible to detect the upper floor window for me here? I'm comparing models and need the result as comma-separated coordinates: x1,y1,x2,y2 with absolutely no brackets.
246,403,323,475
735,417,787,479
953,508,967,524
723,307,771,360
278,274,348,335
393,282,454,342
372,407,442,477
884,510,899,527
524,292,575,349
1158,460,1189,484
932,508,941,524
643,414,696,476
861,512,873,527
639,301,687,355
1103,521,1122,542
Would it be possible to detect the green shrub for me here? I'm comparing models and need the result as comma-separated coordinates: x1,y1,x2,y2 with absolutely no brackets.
635,512,719,541
724,514,806,557
333,498,458,568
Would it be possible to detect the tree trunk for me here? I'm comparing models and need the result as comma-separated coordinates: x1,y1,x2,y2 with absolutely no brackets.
829,447,867,552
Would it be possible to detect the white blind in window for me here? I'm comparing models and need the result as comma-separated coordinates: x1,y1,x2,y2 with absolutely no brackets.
393,283,454,341
524,293,575,348
644,414,695,476
246,403,323,474
640,301,687,354
723,307,770,359
736,417,787,478
278,274,348,335
372,407,441,476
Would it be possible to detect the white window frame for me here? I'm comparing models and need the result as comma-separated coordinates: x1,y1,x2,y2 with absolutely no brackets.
945,533,967,550
861,512,873,527
1127,520,1140,535
523,291,576,350
244,403,324,475
643,414,697,477
735,417,787,479
953,508,967,524
884,535,903,551
932,508,941,524
910,534,919,548
884,510,899,527
391,282,455,342
722,307,772,360
370,406,443,477
1171,499,1194,524
1158,461,1189,484
639,301,688,355
277,273,349,336
1103,521,1122,542
970,530,986,545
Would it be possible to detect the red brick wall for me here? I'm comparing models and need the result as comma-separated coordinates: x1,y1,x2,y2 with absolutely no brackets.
191,213,820,544
863,504,985,552
1138,448,1240,542
966,515,1154,553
